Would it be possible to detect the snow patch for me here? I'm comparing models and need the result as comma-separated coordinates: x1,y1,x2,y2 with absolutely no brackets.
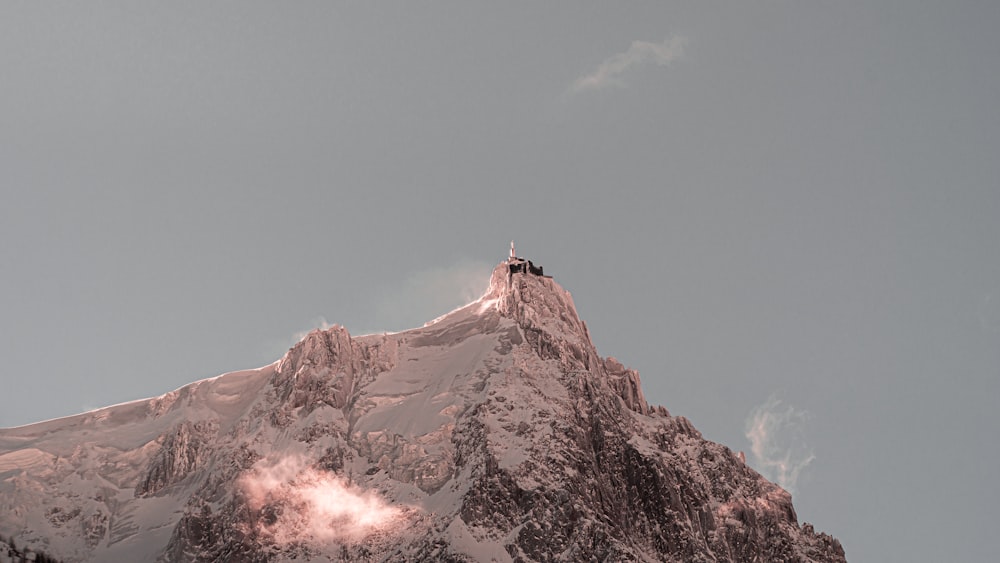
445,517,513,562
0,448,54,473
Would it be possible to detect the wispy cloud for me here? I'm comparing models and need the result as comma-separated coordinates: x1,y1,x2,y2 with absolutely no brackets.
258,316,335,364
292,316,334,342
264,261,492,357
745,395,816,493
570,36,687,93
367,260,493,334
240,455,409,544
979,292,999,332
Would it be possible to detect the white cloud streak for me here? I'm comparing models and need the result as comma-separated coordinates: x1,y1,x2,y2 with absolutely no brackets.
979,292,999,332
571,36,687,93
270,261,492,354
368,260,493,333
292,316,334,342
240,455,407,544
744,396,816,493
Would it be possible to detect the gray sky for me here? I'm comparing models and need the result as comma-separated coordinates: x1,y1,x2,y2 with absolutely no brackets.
2,2,998,561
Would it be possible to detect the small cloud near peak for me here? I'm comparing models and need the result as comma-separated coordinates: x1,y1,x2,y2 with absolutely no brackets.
745,395,816,494
570,35,687,94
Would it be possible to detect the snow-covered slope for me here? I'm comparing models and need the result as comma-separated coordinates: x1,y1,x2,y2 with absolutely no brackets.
0,259,845,562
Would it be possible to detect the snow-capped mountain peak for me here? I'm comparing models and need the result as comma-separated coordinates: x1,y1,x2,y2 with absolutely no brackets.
0,252,845,562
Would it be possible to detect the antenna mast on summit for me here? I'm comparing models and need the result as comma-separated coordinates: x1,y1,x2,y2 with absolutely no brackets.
510,240,516,260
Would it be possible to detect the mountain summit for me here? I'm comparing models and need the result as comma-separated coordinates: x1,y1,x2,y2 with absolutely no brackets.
0,249,845,562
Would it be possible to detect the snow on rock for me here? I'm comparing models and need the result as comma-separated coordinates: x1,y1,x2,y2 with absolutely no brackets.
0,258,845,562
134,419,217,497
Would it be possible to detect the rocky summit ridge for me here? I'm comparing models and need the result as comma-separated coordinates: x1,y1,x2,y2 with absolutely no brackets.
0,253,845,562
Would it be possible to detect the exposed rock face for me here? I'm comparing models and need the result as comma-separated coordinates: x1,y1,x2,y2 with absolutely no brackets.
135,420,218,497
0,259,845,562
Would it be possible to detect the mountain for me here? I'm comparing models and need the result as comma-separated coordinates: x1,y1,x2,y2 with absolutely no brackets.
0,254,845,562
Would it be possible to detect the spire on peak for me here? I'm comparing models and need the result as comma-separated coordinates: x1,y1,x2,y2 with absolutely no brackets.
502,242,546,278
